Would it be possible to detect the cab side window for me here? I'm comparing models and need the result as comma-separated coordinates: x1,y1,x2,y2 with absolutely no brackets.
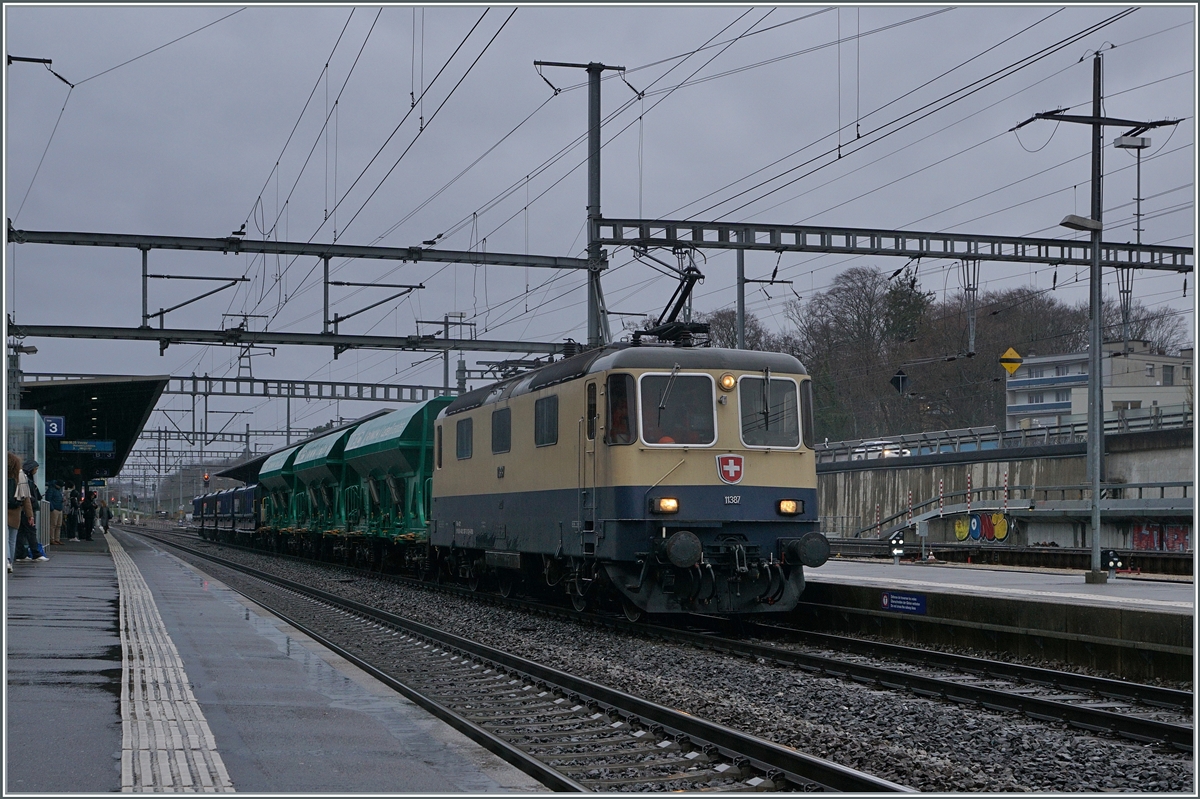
492,407,511,454
456,417,473,459
534,395,558,447
436,424,443,468
586,383,597,440
606,374,636,445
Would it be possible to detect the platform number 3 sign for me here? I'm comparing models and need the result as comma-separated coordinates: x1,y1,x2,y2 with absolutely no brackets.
44,416,66,438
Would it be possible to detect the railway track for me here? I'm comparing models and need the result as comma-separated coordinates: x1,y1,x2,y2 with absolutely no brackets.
128,528,908,792
142,527,1194,752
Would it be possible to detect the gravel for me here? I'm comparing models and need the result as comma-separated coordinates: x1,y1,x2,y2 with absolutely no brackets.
175,538,1196,792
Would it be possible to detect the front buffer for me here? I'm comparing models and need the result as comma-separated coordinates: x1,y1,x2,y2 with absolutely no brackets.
603,522,830,614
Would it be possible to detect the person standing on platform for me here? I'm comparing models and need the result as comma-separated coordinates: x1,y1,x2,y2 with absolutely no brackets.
64,482,80,541
14,459,48,562
98,499,112,535
80,491,97,541
46,479,64,545
7,452,32,574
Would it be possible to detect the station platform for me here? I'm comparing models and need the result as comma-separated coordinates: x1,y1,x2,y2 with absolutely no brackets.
4,528,546,794
799,558,1194,682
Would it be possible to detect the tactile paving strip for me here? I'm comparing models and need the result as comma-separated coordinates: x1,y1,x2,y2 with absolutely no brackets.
110,535,235,792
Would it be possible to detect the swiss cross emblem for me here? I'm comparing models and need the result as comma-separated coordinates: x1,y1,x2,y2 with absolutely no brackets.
716,454,744,484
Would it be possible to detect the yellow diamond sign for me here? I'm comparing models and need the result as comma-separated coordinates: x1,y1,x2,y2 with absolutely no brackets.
999,347,1022,376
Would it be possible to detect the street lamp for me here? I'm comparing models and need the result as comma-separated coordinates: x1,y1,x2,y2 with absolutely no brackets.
7,341,37,410
1060,211,1106,584
1113,135,1151,352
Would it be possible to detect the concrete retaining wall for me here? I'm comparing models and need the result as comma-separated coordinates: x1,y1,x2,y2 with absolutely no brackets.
817,428,1193,548
795,581,1193,682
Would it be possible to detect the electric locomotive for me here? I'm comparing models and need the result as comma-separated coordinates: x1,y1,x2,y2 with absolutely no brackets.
430,340,829,617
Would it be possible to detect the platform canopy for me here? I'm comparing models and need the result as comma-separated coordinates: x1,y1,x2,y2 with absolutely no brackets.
18,374,167,484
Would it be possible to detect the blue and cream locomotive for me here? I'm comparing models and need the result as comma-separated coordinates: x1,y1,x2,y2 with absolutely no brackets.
430,343,829,617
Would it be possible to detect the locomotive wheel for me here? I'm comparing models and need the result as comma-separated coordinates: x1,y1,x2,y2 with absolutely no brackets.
467,572,482,592
497,571,515,598
571,592,588,612
621,598,644,623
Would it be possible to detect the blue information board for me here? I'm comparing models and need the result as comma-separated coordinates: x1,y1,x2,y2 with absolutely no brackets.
44,416,66,438
881,591,927,615
61,440,115,453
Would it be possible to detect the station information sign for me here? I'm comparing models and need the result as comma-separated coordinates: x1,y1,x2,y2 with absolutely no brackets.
60,440,115,453
44,416,66,438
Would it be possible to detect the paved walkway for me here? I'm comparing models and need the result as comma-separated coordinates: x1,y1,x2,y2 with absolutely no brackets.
5,529,545,793
812,557,1194,615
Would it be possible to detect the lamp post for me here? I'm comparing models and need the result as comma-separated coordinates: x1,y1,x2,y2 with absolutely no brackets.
1060,212,1105,582
1114,135,1150,352
6,342,37,410
1012,51,1179,582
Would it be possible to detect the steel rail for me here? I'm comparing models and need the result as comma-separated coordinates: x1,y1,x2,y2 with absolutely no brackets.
135,529,911,793
747,623,1194,710
637,622,1193,750
154,527,1193,750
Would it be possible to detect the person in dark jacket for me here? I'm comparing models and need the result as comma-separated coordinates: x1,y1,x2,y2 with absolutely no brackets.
64,483,80,541
80,491,97,542
46,479,64,545
99,499,112,534
15,459,48,561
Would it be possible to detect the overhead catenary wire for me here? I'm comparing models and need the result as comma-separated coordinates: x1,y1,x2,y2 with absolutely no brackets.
692,8,1140,222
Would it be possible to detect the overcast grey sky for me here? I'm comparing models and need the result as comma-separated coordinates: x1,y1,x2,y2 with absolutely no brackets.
4,3,1195,468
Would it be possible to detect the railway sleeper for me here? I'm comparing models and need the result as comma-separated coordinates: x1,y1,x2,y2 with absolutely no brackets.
542,748,711,765
580,768,751,790
520,729,681,748
462,703,593,721
494,726,650,742
480,716,625,733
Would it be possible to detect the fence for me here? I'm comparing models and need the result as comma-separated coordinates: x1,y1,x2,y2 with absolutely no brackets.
853,480,1193,538
815,403,1192,464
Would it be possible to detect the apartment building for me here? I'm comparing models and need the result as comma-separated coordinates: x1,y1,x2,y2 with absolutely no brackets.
1005,340,1193,430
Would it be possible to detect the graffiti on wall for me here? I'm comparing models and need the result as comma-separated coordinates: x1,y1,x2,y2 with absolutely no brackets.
1133,523,1192,552
954,513,1010,542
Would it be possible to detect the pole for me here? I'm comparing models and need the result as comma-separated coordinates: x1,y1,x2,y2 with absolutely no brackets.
1087,52,1105,580
443,314,450,391
586,63,605,348
938,479,944,516
322,256,330,334
736,229,746,349
140,247,149,328
285,393,291,446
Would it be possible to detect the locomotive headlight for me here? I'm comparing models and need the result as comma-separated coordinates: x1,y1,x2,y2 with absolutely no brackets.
777,499,802,516
651,497,680,514
718,373,736,392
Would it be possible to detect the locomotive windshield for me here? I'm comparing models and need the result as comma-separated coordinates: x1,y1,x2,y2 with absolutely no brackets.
739,376,799,447
639,373,715,445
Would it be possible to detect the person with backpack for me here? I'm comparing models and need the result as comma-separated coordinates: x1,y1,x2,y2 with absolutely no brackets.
80,491,97,542
64,482,80,542
7,451,30,574
15,460,48,563
99,499,112,535
46,479,64,545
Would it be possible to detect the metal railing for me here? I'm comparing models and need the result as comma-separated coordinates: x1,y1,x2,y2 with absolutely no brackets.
849,480,1193,539
815,404,1192,464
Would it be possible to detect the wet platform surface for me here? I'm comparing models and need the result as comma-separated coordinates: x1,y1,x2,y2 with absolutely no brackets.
4,530,545,793
810,557,1194,615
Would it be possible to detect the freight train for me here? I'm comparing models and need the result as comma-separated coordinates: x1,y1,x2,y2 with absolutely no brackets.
194,341,830,618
